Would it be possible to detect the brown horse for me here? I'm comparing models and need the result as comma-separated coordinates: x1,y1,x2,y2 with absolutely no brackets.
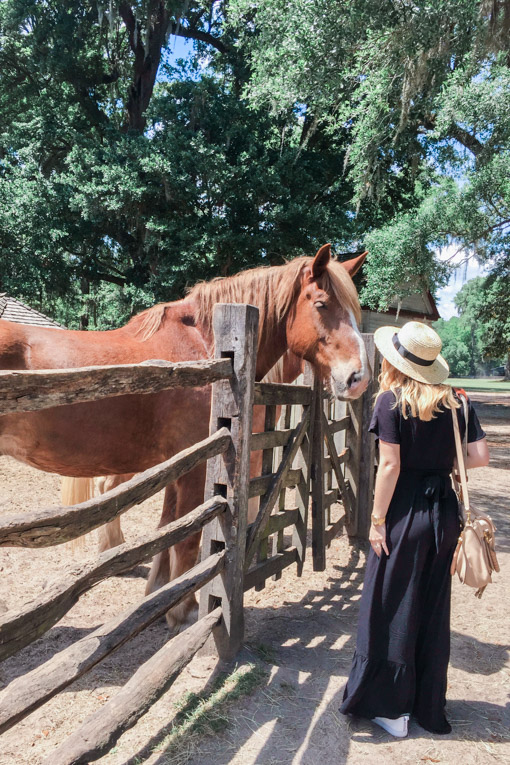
64,350,306,555
0,245,369,630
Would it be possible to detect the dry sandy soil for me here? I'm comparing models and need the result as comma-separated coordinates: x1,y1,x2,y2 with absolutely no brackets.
0,394,508,765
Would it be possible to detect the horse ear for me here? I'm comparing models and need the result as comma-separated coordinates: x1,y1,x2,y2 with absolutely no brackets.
341,251,367,277
312,243,331,278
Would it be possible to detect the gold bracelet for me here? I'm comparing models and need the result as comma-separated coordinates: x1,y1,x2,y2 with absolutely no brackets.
371,513,386,526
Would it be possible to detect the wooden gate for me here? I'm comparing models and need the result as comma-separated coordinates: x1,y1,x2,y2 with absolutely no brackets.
0,305,378,763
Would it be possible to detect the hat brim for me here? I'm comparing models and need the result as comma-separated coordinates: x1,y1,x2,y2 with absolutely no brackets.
374,326,450,384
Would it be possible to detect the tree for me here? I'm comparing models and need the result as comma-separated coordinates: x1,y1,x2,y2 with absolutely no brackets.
433,317,479,377
228,1,510,308
477,270,510,378
1,1,509,327
0,1,420,327
434,275,510,378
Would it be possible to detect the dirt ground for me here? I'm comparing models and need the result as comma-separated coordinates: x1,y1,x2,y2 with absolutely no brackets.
0,394,508,765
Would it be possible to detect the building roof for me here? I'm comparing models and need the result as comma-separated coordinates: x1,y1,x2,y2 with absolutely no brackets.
340,251,441,326
0,293,65,329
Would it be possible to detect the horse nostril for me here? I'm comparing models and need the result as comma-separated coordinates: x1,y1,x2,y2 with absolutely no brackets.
347,371,362,389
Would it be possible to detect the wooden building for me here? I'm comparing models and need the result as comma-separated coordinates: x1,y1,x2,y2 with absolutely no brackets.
0,293,64,329
360,290,440,333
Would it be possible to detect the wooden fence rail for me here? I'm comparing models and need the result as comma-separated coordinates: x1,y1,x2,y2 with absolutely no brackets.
0,428,231,547
0,306,378,764
44,608,223,765
0,497,227,661
0,552,225,734
0,358,232,415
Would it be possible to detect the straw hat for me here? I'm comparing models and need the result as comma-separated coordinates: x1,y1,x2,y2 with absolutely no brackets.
374,321,450,384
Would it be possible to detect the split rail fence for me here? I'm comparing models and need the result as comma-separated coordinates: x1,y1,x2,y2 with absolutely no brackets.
0,303,378,764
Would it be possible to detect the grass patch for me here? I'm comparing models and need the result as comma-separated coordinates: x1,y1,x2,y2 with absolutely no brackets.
251,641,278,664
153,662,268,764
447,378,510,392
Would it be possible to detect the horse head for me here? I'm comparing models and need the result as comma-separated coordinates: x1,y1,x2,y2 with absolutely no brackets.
285,244,370,400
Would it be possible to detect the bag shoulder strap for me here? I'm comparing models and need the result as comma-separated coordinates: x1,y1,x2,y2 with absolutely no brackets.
452,397,470,514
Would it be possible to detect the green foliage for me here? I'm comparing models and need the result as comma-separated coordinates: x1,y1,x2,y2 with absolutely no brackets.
1,0,413,326
434,316,482,377
0,1,509,326
434,275,510,376
477,271,510,362
229,1,510,308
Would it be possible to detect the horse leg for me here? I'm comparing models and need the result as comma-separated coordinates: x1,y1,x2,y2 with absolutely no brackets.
61,477,96,552
96,474,133,553
145,482,177,595
147,464,206,633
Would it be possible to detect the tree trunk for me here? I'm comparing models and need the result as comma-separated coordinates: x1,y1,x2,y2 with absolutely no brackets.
119,2,170,134
79,278,90,331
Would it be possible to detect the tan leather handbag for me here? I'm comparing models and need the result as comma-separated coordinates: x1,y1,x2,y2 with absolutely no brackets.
450,395,499,598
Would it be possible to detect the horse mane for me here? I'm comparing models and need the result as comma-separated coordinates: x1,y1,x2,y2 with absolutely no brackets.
188,256,361,340
126,303,170,342
125,256,361,343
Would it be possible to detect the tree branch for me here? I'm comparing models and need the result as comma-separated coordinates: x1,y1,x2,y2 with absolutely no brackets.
167,22,229,54
421,113,484,156
94,271,127,287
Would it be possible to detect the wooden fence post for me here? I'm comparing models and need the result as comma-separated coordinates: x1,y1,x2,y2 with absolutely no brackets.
310,373,326,571
344,399,362,538
356,335,380,539
199,303,258,660
293,363,314,575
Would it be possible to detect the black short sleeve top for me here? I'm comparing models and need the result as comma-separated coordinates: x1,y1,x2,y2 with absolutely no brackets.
368,389,486,471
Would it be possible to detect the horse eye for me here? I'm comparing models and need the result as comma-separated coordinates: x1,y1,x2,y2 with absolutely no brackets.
314,300,327,309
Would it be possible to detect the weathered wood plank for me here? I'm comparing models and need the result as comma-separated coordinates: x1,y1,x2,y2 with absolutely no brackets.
43,608,222,765
244,548,298,591
274,404,292,581
0,359,232,415
325,514,346,545
253,382,312,406
250,428,293,452
0,428,231,548
323,412,353,522
324,488,339,510
199,304,258,660
327,415,350,434
255,405,277,591
311,376,326,571
0,552,225,734
0,497,226,662
245,409,311,569
357,335,379,539
292,363,314,576
323,448,348,474
255,508,299,538
248,468,302,498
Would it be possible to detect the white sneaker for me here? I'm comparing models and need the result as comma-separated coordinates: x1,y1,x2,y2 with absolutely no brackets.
372,715,409,737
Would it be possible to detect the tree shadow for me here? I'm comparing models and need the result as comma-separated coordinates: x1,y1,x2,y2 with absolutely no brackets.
117,534,509,765
120,543,366,765
0,612,170,691
0,624,97,686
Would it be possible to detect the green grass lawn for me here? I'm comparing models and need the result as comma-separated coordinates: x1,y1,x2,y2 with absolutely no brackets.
447,377,510,392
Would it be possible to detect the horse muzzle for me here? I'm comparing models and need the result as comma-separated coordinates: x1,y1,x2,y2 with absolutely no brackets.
330,365,371,401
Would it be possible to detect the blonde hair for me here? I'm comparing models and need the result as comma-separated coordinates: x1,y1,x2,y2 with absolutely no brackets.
377,358,459,421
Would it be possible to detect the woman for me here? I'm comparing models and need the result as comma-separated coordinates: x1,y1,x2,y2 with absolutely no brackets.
340,321,489,738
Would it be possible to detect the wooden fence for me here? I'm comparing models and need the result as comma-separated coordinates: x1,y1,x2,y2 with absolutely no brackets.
0,304,378,764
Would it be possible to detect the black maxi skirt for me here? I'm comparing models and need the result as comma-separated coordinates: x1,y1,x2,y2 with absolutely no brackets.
340,469,460,734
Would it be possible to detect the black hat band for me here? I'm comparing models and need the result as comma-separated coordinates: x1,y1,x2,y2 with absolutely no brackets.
392,333,435,367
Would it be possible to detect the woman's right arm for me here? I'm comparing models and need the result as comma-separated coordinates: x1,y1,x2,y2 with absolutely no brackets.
466,437,489,469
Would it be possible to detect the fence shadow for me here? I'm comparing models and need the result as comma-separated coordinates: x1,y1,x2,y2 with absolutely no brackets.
121,540,365,765
120,530,509,765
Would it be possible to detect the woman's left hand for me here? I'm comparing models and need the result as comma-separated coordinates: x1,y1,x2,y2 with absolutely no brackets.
369,523,389,557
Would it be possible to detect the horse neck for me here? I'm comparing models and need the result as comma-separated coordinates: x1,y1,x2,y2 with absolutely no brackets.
255,323,290,380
